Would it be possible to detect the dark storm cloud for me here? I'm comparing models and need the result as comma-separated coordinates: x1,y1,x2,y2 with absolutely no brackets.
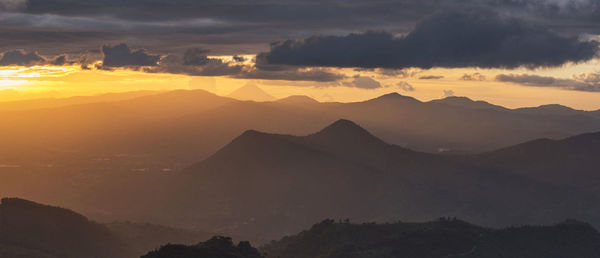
143,52,243,76
0,50,45,66
259,10,599,69
101,43,161,67
495,73,600,92
141,47,344,82
237,68,346,82
183,48,212,66
5,0,600,61
0,49,73,66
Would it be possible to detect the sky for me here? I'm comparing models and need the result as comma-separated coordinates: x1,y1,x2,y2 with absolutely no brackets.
1,0,600,109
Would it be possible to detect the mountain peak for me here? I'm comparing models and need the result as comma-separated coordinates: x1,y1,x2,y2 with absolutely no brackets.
309,119,385,147
429,96,506,111
227,84,276,102
317,119,368,134
372,92,420,102
276,95,319,104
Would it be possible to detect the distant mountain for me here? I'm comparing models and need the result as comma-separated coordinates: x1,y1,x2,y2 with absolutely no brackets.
276,95,319,105
0,198,133,258
0,90,159,112
262,219,600,258
227,84,276,102
514,104,585,116
429,96,507,111
163,120,599,239
471,131,600,191
333,92,600,153
141,236,263,258
3,90,600,230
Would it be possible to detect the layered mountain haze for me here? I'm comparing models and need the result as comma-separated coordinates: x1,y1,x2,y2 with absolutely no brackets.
7,1,600,256
147,120,600,240
2,90,600,232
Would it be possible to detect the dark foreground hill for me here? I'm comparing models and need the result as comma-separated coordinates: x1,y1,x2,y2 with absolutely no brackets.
142,236,263,258
0,198,133,258
0,198,232,258
262,219,600,258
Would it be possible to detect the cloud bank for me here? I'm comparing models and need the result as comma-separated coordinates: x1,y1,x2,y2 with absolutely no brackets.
259,10,598,69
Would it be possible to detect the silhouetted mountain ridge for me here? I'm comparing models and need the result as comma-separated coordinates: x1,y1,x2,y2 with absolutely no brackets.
429,96,507,111
262,219,600,258
166,120,600,239
0,198,134,258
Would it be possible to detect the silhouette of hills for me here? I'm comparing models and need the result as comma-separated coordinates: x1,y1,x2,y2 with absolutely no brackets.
262,219,600,258
142,236,263,258
3,90,600,232
0,198,256,257
0,90,159,112
165,120,600,239
0,198,133,258
3,198,598,258
515,104,583,116
472,131,600,191
429,96,507,111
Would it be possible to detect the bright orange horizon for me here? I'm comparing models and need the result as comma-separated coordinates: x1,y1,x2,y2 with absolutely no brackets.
2,58,600,110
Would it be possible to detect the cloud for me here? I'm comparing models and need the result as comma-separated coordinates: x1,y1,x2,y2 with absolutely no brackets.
397,81,415,92
342,75,382,89
259,10,599,69
183,48,213,66
443,89,455,97
0,50,45,66
460,73,486,81
101,43,161,67
237,68,345,82
495,73,600,92
419,75,444,80
0,49,73,66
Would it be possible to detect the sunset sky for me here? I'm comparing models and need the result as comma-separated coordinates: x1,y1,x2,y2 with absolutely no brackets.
2,0,600,109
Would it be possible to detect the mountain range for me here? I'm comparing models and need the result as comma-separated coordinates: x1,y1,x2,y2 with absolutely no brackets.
4,198,600,258
140,119,600,240
2,90,600,240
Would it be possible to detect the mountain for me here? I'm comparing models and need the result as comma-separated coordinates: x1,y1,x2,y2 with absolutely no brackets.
0,198,134,258
276,95,319,105
161,120,600,240
429,96,507,111
227,84,276,102
0,90,159,112
515,104,584,116
141,236,263,258
0,198,256,257
262,219,600,258
471,131,600,191
333,92,600,153
3,90,600,229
